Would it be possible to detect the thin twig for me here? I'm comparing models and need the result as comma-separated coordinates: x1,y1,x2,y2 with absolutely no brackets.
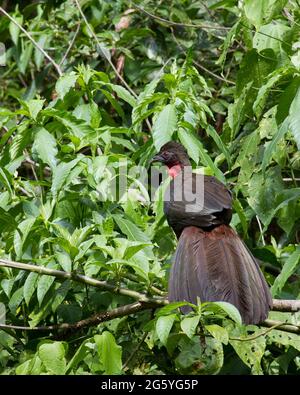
74,0,152,132
256,215,266,246
229,322,285,342
0,7,62,76
73,0,135,98
170,27,235,85
132,2,230,30
59,23,81,68
122,331,148,370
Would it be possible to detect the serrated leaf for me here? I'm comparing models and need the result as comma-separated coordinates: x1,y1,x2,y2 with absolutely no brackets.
271,246,300,297
56,72,78,100
94,331,122,374
32,127,57,169
108,83,137,107
38,342,67,375
152,104,177,150
178,128,225,182
26,99,45,120
156,314,176,345
51,157,82,197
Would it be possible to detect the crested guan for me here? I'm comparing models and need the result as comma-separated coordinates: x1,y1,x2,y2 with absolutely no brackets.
152,141,272,324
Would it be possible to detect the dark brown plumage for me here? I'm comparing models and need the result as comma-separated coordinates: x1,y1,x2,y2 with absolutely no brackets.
152,141,272,325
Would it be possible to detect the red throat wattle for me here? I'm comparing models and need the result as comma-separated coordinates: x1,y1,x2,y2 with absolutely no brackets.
167,164,182,178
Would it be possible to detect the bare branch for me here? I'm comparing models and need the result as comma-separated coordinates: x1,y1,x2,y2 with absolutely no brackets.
0,7,63,77
272,299,300,312
0,301,154,332
261,319,300,335
59,23,81,68
132,2,230,30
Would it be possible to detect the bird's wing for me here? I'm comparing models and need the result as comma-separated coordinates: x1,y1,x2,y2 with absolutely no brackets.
164,173,232,230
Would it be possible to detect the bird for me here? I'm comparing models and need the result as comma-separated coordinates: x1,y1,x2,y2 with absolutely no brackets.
151,141,272,324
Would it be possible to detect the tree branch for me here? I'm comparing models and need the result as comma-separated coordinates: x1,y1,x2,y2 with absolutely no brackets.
0,301,154,333
0,258,166,305
1,258,300,313
132,2,230,30
0,7,63,77
261,319,300,335
59,22,81,68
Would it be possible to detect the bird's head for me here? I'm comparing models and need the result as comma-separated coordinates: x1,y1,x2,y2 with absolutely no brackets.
151,141,190,177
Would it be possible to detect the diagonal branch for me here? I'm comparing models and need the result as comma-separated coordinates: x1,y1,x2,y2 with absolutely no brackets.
0,7,62,76
132,2,230,30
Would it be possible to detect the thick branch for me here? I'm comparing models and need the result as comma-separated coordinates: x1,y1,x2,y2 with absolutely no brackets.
0,7,62,76
0,301,154,332
271,299,300,312
261,319,300,335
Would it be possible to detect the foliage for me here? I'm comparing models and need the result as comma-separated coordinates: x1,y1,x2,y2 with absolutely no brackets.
0,0,300,375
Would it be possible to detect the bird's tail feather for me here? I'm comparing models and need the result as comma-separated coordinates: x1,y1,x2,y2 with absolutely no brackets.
168,225,272,324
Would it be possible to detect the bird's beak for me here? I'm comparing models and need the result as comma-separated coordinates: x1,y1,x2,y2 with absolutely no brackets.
150,154,164,164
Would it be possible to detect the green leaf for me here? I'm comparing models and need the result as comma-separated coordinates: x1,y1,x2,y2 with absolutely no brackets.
271,246,300,297
26,99,45,120
94,331,122,374
288,87,300,149
262,119,288,173
206,125,231,165
244,0,288,29
156,314,176,345
65,339,90,373
152,104,177,150
56,72,78,100
34,34,48,69
37,264,56,306
0,167,13,196
156,302,194,317
32,127,57,169
9,15,23,45
181,315,201,338
178,129,225,182
8,286,24,315
230,332,266,374
253,23,290,53
107,83,137,107
51,157,82,197
23,272,39,306
253,68,292,119
206,301,242,325
38,342,67,375
205,324,229,345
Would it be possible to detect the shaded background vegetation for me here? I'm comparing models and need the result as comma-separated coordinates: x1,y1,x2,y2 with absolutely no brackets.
0,0,299,375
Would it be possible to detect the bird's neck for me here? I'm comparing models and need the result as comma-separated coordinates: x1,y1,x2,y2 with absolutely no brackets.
167,164,183,178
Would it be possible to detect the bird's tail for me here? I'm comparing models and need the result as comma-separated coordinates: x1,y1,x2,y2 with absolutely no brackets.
168,225,272,324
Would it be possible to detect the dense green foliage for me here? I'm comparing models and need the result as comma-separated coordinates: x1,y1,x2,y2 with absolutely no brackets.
0,0,300,375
